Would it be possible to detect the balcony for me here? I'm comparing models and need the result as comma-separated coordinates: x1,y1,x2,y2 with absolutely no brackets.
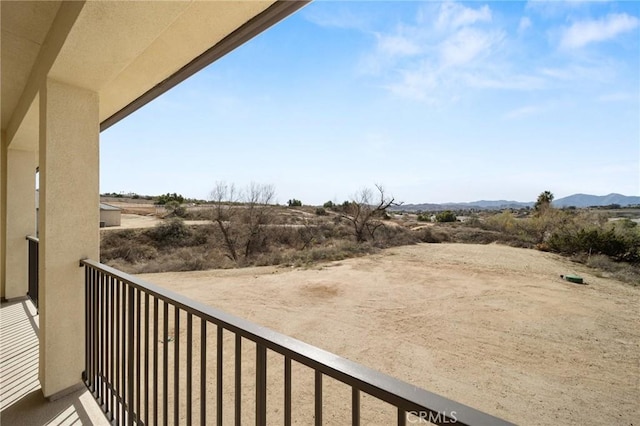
79,258,514,425
1,235,512,425
0,298,108,425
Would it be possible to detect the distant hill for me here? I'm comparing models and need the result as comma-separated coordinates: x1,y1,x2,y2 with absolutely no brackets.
393,193,639,212
394,200,533,212
553,193,640,208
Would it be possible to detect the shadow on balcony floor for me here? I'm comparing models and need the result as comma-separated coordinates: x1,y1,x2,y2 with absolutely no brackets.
0,298,108,425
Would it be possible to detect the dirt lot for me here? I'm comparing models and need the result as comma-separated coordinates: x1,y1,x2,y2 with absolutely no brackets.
137,243,639,425
101,214,209,230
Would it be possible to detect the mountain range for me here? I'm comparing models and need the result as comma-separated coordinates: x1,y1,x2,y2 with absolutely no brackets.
394,193,640,212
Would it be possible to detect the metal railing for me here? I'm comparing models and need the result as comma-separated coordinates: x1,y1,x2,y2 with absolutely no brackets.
81,259,514,426
26,236,39,309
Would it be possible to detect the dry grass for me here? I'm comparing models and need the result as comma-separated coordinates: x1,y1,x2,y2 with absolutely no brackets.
580,254,640,285
102,208,639,286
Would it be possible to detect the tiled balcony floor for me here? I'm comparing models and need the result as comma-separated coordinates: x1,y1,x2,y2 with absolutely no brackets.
0,298,108,425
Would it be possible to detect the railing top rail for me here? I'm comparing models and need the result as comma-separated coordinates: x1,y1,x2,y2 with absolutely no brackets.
26,235,39,243
80,258,514,426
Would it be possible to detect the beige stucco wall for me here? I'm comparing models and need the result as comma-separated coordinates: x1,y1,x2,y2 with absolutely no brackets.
4,148,36,299
39,78,99,398
100,209,121,227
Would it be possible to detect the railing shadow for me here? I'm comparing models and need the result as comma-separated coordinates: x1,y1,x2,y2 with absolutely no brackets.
0,299,108,425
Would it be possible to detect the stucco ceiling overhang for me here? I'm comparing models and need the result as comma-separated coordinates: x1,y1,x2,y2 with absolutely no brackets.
1,0,308,150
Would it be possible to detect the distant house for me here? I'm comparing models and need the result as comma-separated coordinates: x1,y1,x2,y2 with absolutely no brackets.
100,203,121,227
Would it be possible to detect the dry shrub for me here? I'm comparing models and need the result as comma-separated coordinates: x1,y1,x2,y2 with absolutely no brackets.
481,211,518,233
147,218,192,247
101,229,158,263
265,241,377,268
372,225,419,247
583,254,640,286
112,247,231,274
182,208,213,220
418,226,455,243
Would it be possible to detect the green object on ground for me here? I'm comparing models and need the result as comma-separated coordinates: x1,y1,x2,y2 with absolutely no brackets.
562,274,584,284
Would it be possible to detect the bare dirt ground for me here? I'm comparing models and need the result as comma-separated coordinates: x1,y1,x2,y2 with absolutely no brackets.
137,243,639,425
101,214,209,230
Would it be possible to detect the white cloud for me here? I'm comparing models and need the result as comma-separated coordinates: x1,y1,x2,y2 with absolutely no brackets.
598,92,636,102
435,2,492,31
385,64,440,102
503,105,544,120
560,13,639,49
463,73,546,90
303,5,371,32
359,2,513,101
525,0,610,18
358,1,633,103
540,63,615,83
518,17,532,34
376,33,421,57
440,27,503,67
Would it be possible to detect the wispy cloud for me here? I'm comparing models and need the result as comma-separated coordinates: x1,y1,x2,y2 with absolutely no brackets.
439,27,503,67
560,13,639,49
360,2,514,101
518,17,532,34
302,4,372,32
434,2,492,31
540,62,616,84
525,0,611,18
598,92,637,102
463,72,546,91
376,32,421,57
503,105,544,120
354,1,636,104
384,64,440,103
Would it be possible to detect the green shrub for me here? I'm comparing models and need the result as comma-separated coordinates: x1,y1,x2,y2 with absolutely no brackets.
164,200,187,218
155,192,185,205
417,213,431,222
548,226,639,263
315,207,328,216
148,218,191,247
435,211,457,223
482,211,517,233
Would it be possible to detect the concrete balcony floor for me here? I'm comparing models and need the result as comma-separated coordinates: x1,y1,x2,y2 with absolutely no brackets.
0,298,108,425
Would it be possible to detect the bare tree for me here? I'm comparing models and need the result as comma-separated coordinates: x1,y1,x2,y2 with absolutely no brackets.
209,182,276,263
297,219,318,250
210,181,240,262
242,183,275,258
342,184,399,243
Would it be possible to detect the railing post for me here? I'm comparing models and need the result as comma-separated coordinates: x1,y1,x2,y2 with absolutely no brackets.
127,284,135,426
82,262,89,386
256,344,267,426
352,388,360,426
315,371,322,426
26,236,39,309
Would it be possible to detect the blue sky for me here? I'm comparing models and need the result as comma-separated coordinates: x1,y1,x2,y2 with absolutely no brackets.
101,1,639,205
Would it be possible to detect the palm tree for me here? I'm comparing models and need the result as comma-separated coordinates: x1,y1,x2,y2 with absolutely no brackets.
534,190,554,213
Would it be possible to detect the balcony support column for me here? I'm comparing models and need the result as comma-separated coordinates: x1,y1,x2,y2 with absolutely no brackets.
4,148,36,300
38,78,99,398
